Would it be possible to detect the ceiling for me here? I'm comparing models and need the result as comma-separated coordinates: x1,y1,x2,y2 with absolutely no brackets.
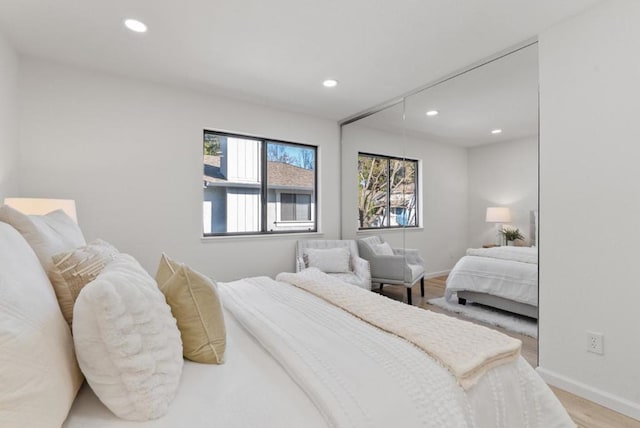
0,0,600,121
356,43,539,147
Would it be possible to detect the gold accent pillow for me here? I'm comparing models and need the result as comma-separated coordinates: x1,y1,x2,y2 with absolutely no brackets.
49,239,119,326
155,254,226,364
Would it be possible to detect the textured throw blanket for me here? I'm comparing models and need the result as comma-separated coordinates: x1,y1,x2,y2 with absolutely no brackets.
276,268,522,390
466,246,538,264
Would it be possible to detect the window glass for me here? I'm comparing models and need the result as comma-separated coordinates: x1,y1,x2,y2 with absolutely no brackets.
358,153,418,229
266,141,315,231
203,131,316,236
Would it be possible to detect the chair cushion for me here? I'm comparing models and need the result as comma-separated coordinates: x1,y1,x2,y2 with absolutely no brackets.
406,263,426,282
0,222,83,427
303,247,351,273
155,254,227,364
73,254,183,421
372,242,394,256
0,205,86,271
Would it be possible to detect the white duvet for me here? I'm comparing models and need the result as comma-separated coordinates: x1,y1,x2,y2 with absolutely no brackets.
221,276,572,428
466,246,538,265
446,247,538,306
63,306,327,428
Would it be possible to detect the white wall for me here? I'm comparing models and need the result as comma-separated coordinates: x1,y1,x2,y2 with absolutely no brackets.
468,136,538,248
18,58,340,281
538,0,640,419
0,31,19,200
341,123,468,277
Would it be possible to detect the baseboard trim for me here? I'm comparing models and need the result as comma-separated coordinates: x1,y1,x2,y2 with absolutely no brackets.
424,270,450,279
537,367,640,421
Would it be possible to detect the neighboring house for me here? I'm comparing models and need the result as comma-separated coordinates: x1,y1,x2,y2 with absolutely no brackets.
365,185,416,228
203,137,315,234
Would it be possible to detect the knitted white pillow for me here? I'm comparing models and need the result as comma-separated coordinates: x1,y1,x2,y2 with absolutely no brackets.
304,247,351,273
73,254,183,421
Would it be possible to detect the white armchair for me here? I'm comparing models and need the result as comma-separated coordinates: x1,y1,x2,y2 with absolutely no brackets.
296,239,371,290
357,236,426,305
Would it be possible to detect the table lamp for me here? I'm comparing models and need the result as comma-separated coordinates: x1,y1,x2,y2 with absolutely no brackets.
3,197,78,224
486,207,511,246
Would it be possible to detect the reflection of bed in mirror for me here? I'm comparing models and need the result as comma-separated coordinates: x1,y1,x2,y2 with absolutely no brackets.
445,211,538,319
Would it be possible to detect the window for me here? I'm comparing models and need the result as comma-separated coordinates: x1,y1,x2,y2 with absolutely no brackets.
357,153,418,229
280,193,312,221
203,130,317,236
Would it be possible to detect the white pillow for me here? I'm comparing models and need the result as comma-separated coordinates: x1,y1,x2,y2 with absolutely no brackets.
0,222,83,427
372,242,394,256
304,247,351,273
73,254,183,421
0,205,86,271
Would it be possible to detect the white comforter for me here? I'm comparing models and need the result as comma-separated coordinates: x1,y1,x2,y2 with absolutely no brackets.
466,246,538,264
63,307,327,427
446,248,538,306
221,276,572,428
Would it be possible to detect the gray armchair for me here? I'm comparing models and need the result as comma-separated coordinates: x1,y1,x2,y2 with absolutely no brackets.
296,239,371,290
357,236,426,305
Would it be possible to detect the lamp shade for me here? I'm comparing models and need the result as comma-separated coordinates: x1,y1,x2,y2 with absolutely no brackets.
485,207,511,223
3,197,78,224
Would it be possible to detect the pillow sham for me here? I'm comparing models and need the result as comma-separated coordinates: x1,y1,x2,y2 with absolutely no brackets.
0,222,83,427
372,242,395,256
73,254,183,421
0,204,86,271
304,247,351,273
49,239,119,326
155,254,226,364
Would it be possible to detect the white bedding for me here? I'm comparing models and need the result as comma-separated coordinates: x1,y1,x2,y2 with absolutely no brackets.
63,306,327,428
221,276,572,428
446,250,538,306
64,274,569,428
466,246,538,265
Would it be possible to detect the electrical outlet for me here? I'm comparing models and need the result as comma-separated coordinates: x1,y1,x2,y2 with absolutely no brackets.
586,331,604,355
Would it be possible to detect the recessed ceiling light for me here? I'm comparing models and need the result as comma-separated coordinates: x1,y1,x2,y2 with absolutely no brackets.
491,129,503,135
124,19,147,33
426,110,439,116
322,79,338,88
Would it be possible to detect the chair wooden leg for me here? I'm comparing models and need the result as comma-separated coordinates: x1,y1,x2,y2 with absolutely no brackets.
406,287,412,305
379,283,384,291
458,297,467,305
420,277,424,297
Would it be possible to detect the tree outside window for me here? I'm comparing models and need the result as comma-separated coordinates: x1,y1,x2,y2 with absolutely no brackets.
358,153,418,229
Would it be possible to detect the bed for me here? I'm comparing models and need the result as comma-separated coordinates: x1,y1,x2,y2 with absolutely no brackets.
2,207,572,427
445,212,539,319
65,269,570,428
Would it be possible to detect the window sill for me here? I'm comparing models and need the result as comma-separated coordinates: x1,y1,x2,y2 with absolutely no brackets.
201,231,324,242
356,227,424,235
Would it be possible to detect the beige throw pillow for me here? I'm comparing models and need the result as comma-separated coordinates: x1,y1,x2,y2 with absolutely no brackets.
155,254,226,364
0,204,86,271
49,239,119,326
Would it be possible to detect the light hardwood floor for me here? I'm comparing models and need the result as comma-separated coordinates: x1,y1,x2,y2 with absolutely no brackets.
375,276,640,428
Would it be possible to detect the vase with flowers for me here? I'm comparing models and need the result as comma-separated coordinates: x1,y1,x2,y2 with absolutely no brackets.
500,225,525,246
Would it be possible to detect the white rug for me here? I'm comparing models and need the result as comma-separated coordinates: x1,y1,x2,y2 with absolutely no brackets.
427,297,538,338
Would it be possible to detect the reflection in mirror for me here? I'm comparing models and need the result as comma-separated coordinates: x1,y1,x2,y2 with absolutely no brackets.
341,43,539,364
341,101,407,242
357,153,417,229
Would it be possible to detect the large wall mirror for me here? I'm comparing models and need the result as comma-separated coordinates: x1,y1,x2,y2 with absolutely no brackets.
341,42,539,363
